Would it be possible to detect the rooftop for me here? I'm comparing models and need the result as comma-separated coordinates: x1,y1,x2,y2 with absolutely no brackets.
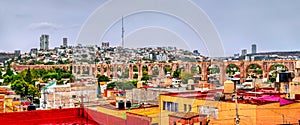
169,112,206,119
162,88,297,106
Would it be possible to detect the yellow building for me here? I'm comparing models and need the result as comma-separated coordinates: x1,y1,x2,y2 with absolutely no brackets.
159,91,300,125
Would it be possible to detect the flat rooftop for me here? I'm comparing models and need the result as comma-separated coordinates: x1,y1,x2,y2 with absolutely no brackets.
162,88,296,106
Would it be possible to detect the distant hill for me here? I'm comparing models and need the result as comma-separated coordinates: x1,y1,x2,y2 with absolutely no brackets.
0,53,15,62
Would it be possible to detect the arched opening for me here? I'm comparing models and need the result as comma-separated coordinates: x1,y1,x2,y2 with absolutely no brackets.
152,66,159,77
97,66,101,75
117,66,122,78
191,65,202,82
246,64,263,79
103,66,108,77
82,66,89,75
191,65,201,75
268,64,288,83
110,67,114,78
141,65,150,81
207,64,220,85
120,66,129,79
73,66,77,74
226,64,241,84
164,65,172,76
178,65,185,72
86,66,90,75
133,65,138,79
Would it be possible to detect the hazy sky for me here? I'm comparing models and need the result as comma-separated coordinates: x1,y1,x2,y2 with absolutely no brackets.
1,0,300,56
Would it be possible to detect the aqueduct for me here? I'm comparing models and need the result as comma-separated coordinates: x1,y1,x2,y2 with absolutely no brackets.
13,60,299,84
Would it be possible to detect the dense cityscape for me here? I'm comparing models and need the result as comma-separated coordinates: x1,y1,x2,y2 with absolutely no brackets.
2,1,300,125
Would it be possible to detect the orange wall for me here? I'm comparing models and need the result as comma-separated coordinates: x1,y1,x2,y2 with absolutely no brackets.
159,95,258,125
256,102,300,125
160,94,300,125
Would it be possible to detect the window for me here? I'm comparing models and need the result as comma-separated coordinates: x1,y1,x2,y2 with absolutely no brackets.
175,103,178,112
163,101,178,112
163,101,167,110
184,104,187,112
189,105,192,112
199,106,218,119
171,103,175,112
168,102,172,111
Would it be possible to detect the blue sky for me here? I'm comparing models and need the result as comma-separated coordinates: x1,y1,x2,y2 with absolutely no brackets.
1,0,300,56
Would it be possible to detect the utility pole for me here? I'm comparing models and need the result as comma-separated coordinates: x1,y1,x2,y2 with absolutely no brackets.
234,89,240,125
121,16,125,48
282,114,285,124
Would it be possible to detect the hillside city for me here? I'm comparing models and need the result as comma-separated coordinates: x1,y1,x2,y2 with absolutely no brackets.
0,34,300,125
2,1,300,124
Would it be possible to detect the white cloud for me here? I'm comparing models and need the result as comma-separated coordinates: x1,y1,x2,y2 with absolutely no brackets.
29,22,62,30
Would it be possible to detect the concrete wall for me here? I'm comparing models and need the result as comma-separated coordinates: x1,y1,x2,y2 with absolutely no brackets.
126,88,167,105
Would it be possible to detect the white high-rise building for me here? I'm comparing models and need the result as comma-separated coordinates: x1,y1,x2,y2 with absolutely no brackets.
40,34,49,50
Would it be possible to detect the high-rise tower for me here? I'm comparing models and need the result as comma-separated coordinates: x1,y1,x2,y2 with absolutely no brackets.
40,34,49,50
251,44,257,54
63,38,68,47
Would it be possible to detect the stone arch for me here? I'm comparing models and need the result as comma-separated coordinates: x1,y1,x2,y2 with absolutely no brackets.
246,64,263,79
178,64,185,72
132,65,139,79
163,64,172,75
117,65,122,78
152,65,160,76
141,65,150,81
120,65,129,79
102,64,109,77
190,64,202,75
97,64,102,75
109,65,114,78
225,64,240,76
207,64,221,85
268,64,289,73
268,64,289,82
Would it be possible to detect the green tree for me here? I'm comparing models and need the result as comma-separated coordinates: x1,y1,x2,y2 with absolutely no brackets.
133,66,138,72
0,70,3,79
133,73,138,79
141,70,149,81
4,63,13,76
25,68,32,84
3,75,12,85
180,71,193,84
172,69,181,78
28,84,40,97
97,75,110,83
42,73,59,81
106,82,116,89
11,79,28,97
191,66,201,75
112,81,136,90
164,66,172,75
226,64,240,75
69,65,73,74
97,75,110,97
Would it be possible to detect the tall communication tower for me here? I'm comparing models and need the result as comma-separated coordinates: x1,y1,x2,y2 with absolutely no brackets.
122,16,125,48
